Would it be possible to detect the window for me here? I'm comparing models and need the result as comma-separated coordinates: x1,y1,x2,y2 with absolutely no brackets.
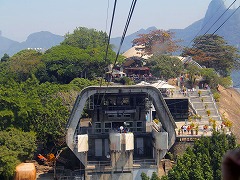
137,122,142,127
95,123,101,134
122,97,129,105
95,122,101,128
105,122,111,128
108,114,114,118
104,122,112,133
123,114,131,118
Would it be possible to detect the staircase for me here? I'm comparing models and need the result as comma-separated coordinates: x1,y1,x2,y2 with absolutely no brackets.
188,89,221,125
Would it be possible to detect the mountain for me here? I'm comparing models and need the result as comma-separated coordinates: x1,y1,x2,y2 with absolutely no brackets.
1,0,239,58
0,36,20,56
110,26,157,53
170,19,204,50
0,31,64,57
110,0,240,53
200,0,240,48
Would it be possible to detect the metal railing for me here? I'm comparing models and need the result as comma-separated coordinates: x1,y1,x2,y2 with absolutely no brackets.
208,89,222,121
87,161,111,167
133,159,157,167
152,121,160,132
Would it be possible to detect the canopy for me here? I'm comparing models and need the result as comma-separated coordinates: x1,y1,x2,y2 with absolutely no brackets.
151,80,175,89
136,81,150,85
160,84,176,89
136,80,175,89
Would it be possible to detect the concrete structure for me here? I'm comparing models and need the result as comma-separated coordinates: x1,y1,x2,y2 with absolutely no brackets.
66,85,177,180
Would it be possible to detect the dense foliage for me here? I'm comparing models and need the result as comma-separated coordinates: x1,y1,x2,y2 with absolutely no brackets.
62,27,108,49
0,27,238,179
1,53,10,62
0,128,36,179
0,76,69,142
0,27,119,84
182,34,240,77
1,50,42,82
162,132,237,180
0,27,118,178
38,44,117,83
141,172,160,180
200,68,232,89
147,55,183,80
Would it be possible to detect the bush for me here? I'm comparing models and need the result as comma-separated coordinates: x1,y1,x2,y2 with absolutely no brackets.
213,92,220,102
119,76,134,85
219,76,232,88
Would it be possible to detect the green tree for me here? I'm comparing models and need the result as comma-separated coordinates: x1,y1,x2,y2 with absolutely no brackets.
141,172,150,180
38,45,117,83
132,29,180,55
7,49,42,82
151,172,161,180
0,76,70,143
1,53,10,62
147,55,183,79
62,27,108,49
69,78,101,90
218,76,232,88
185,63,201,88
182,34,240,77
165,132,236,180
200,68,220,90
39,45,91,83
0,128,36,179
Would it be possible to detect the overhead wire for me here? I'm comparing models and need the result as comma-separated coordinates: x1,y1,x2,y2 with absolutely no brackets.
179,0,239,88
211,5,240,35
104,0,118,65
99,0,118,88
106,0,138,87
172,2,240,107
199,0,237,37
185,0,228,48
99,0,238,109
114,0,138,64
96,0,118,105
97,0,138,106
180,0,238,65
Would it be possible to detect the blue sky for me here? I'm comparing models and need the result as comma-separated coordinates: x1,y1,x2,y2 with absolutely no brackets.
0,0,234,42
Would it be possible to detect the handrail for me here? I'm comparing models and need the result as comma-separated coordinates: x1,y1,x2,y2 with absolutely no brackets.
188,99,197,115
152,121,160,132
208,89,222,121
133,159,157,166
87,161,111,167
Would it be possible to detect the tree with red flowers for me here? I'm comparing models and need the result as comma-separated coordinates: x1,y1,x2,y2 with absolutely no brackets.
132,29,180,56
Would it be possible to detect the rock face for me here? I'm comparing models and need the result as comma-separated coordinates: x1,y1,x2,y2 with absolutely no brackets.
217,85,240,143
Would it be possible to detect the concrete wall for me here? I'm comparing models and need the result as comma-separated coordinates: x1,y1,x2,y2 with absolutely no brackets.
133,168,157,180
86,172,132,180
170,141,194,157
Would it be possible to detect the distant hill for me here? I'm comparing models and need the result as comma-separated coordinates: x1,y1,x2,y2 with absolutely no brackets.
200,0,240,48
1,0,239,58
110,26,157,53
110,0,240,53
0,36,19,56
0,31,64,57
